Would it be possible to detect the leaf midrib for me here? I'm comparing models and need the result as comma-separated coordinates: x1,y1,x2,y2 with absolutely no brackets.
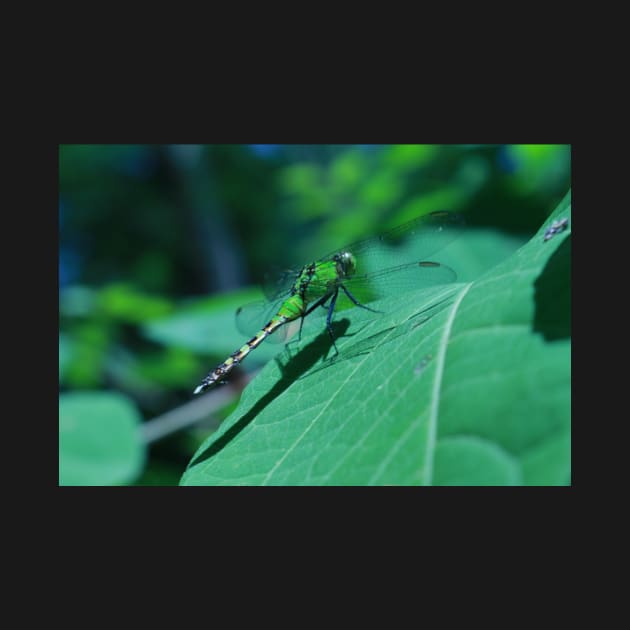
423,282,471,485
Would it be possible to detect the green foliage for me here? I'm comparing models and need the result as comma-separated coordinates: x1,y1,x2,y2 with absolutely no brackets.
181,193,571,485
59,282,197,393
272,145,569,274
59,144,571,485
143,287,271,356
59,392,146,485
508,145,571,195
98,283,172,322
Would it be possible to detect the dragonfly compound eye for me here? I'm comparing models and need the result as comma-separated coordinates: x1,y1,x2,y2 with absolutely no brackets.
336,251,357,277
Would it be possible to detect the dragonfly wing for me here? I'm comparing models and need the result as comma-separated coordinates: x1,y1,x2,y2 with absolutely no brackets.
243,212,463,338
338,260,457,310
324,211,465,274
262,266,300,301
235,299,291,343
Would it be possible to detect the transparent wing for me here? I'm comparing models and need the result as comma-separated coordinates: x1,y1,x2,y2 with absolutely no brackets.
261,266,300,301
234,299,291,344
336,260,457,310
238,211,464,340
261,211,463,301
322,211,465,274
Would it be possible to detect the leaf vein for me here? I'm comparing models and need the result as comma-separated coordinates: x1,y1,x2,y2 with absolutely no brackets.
423,282,471,485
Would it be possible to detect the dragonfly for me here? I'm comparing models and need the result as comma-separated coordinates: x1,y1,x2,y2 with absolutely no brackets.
193,210,464,394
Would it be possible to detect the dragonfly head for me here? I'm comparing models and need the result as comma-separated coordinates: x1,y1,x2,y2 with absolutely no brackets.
335,251,357,278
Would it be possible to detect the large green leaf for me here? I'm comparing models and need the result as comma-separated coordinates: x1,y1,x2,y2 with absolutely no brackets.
181,193,571,485
59,392,146,485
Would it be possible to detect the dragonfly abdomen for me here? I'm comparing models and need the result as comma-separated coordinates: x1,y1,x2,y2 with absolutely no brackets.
193,315,289,394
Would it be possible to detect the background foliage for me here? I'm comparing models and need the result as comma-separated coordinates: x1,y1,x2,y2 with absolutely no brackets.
58,144,571,485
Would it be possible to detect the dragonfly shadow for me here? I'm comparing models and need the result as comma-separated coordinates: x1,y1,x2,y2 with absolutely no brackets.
298,294,455,377
339,293,455,360
278,319,353,378
187,319,351,469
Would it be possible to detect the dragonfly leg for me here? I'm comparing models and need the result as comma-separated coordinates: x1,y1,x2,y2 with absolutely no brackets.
340,284,383,314
303,293,332,317
298,291,341,356
295,293,334,344
325,289,340,357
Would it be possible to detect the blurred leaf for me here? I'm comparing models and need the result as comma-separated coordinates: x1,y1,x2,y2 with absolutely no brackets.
59,391,146,485
358,169,403,208
181,191,571,486
329,150,367,193
135,347,201,387
453,155,491,194
318,213,379,256
382,144,437,170
59,334,73,382
60,285,97,317
143,287,281,362
508,144,571,194
98,283,172,323
64,322,111,388
393,189,466,226
132,251,174,292
279,163,321,195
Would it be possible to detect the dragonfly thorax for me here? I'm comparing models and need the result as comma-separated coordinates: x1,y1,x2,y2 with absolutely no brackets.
334,251,357,279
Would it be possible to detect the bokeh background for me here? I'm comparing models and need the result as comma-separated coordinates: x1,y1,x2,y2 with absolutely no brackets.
59,144,571,485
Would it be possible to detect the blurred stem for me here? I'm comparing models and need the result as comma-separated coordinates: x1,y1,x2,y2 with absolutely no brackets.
140,373,255,444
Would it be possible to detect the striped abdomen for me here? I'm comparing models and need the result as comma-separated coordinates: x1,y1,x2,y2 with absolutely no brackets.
193,315,288,394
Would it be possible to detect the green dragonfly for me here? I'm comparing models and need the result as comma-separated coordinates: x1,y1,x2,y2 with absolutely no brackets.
194,210,464,394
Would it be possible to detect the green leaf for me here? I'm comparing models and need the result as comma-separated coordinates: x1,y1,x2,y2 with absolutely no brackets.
59,334,73,382
382,144,438,170
59,392,146,485
181,192,571,485
97,283,172,322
